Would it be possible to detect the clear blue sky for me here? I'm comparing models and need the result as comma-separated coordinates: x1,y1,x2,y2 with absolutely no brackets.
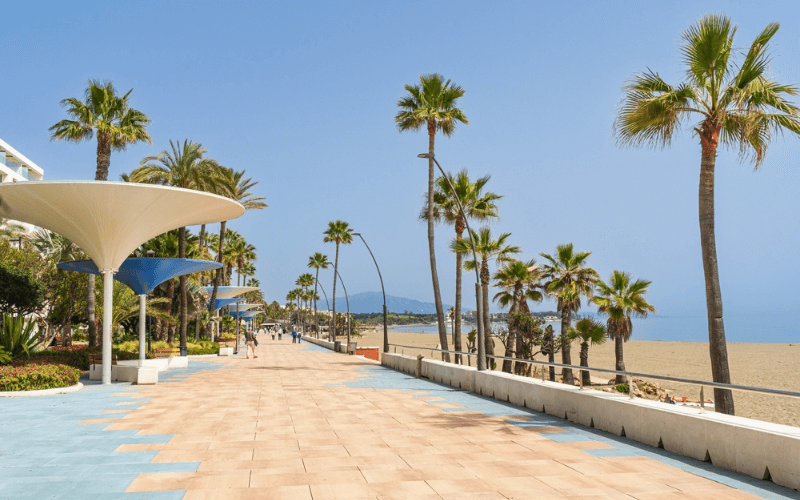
3,1,800,327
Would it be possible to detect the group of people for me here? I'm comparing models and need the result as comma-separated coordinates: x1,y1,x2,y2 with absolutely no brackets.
243,325,305,359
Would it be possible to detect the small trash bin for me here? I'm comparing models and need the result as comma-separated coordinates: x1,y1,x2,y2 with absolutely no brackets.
334,341,341,352
348,341,357,354
179,346,187,357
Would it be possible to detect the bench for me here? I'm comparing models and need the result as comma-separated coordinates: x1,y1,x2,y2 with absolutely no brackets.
89,352,117,366
217,338,236,346
154,348,180,358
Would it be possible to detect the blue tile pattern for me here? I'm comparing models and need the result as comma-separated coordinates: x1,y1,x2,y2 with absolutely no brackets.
0,359,229,499
315,348,800,500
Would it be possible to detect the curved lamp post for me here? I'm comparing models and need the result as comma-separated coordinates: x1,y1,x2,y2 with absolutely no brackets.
315,279,331,339
333,269,350,351
0,181,244,384
417,153,486,370
352,232,388,353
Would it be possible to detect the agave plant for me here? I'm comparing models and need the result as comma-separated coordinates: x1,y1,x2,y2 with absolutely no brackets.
0,314,41,360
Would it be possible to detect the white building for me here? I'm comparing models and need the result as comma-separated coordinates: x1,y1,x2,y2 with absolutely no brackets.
0,138,44,234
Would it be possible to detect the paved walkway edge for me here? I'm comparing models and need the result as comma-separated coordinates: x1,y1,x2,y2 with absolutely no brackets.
0,382,84,398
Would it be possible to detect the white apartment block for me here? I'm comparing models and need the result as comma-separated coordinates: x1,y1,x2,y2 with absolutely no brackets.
0,137,44,234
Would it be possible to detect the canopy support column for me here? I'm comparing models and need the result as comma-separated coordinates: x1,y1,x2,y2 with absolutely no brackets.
101,269,116,385
139,294,147,362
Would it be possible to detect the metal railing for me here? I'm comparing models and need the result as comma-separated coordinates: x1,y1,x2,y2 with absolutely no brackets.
387,343,800,410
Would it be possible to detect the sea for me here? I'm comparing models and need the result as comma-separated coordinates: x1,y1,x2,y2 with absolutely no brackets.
388,312,799,344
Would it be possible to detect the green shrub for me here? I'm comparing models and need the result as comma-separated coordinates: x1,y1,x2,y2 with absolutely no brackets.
0,262,45,317
0,363,81,391
26,346,142,370
615,383,630,394
72,331,87,342
0,314,40,362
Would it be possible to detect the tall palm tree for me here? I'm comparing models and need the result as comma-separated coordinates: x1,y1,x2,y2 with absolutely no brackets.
129,140,220,352
206,169,267,328
493,259,543,374
593,271,656,385
50,79,152,348
540,243,598,386
307,252,330,339
453,227,520,367
323,220,353,341
614,15,800,415
568,318,607,387
396,73,469,356
424,169,501,363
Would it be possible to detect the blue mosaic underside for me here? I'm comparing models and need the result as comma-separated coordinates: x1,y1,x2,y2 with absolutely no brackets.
310,346,800,500
0,359,229,499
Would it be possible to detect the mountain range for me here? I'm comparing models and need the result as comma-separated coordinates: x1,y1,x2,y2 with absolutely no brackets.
341,291,472,314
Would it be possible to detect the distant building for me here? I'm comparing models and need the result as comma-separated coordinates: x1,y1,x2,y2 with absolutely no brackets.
0,138,44,234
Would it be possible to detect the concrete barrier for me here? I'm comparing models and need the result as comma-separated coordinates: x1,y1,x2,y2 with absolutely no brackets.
380,352,800,491
304,337,336,350
117,358,170,372
89,364,158,384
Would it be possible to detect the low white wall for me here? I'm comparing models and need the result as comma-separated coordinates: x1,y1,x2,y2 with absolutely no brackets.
304,336,336,351
380,353,800,491
117,359,170,372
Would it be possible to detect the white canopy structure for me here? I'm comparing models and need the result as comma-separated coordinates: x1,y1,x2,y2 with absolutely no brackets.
0,181,245,384
204,286,259,299
234,303,262,312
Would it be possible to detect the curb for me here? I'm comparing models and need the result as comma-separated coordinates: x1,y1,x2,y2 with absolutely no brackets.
0,382,85,398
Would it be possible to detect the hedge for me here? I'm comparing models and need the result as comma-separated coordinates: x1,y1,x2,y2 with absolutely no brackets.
24,347,140,370
0,363,81,392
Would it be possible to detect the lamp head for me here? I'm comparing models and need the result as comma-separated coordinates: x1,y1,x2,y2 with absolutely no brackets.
352,232,361,237
417,153,432,159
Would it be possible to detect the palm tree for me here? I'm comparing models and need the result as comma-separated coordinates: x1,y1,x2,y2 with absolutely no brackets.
323,221,353,342
540,243,598,385
614,15,800,415
206,169,267,330
593,271,656,385
453,227,520,367
307,253,330,339
50,79,152,349
424,170,501,364
396,73,469,356
296,273,314,334
568,318,607,387
493,259,543,374
129,140,220,352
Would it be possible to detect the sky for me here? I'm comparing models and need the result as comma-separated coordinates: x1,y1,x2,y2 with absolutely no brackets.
2,1,800,334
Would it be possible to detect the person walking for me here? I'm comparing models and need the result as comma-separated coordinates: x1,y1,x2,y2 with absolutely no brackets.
298,330,302,343
271,327,275,340
245,327,257,359
278,326,282,340
291,328,297,343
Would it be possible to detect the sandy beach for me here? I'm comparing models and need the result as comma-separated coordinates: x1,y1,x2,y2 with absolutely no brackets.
353,329,800,427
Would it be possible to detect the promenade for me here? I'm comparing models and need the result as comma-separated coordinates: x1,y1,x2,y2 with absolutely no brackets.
1,339,798,500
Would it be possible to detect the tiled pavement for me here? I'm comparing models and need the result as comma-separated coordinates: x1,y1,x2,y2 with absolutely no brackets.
1,340,798,500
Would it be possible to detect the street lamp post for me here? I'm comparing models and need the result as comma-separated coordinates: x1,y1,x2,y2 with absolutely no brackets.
352,233,388,353
417,153,486,371
316,280,331,339
334,269,350,353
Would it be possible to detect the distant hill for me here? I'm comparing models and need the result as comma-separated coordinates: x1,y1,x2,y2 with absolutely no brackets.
345,291,472,314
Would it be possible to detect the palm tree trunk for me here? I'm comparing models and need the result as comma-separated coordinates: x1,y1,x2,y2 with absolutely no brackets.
332,242,339,342
94,134,111,181
314,269,320,339
87,275,97,347
614,331,626,385
207,221,227,328
179,226,188,352
427,123,450,363
454,226,464,364
560,307,575,385
699,132,734,415
481,260,492,368
166,280,176,344
501,286,519,374
580,341,590,387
